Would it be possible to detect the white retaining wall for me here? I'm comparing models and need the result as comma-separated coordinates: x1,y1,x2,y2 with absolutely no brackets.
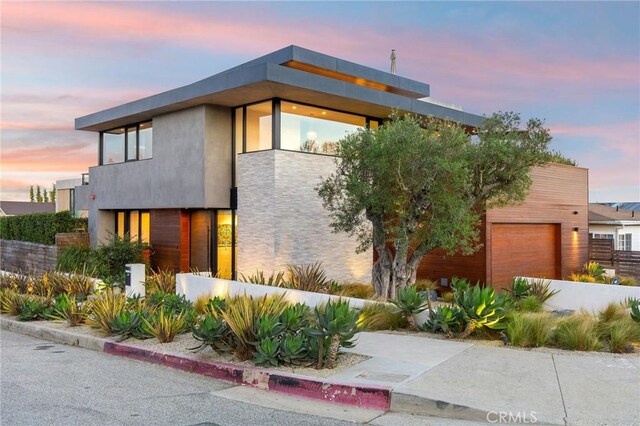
522,277,640,312
176,273,369,309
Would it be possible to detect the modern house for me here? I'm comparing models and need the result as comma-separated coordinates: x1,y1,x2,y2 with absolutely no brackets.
589,203,640,251
74,45,588,286
55,176,90,218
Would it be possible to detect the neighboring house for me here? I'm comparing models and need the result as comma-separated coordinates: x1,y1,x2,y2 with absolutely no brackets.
55,175,90,218
603,202,640,213
589,203,640,251
0,201,55,217
74,45,588,286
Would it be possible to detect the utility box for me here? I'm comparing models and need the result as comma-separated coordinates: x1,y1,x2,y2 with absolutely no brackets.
125,263,146,297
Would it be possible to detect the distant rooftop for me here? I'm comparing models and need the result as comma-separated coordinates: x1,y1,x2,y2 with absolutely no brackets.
0,201,55,216
603,202,640,212
589,203,640,223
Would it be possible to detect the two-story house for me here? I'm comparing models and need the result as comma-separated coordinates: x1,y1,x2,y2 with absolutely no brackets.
75,46,588,287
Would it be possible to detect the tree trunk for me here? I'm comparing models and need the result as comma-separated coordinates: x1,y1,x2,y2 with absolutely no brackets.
326,334,341,369
370,213,392,298
316,337,324,369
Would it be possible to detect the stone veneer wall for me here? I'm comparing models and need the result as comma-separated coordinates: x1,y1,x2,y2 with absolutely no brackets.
0,239,58,275
237,150,372,283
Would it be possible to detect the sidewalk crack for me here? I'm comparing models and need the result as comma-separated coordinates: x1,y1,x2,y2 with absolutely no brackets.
551,354,569,426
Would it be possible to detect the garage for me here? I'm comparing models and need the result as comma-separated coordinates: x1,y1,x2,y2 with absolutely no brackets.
490,223,560,289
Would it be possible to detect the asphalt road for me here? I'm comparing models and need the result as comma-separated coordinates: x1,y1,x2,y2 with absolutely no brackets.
0,330,359,426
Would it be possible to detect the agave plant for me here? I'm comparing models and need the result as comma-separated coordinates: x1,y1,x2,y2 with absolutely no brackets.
456,285,508,338
254,337,280,367
628,298,640,323
420,305,464,336
528,279,560,304
190,314,230,354
305,300,359,369
389,286,428,330
279,334,308,365
279,303,310,334
254,315,285,341
16,296,51,321
51,293,92,326
109,310,143,341
583,261,605,281
509,277,531,300
142,307,187,343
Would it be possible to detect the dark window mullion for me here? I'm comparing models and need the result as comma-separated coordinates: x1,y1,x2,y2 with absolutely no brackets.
272,99,281,150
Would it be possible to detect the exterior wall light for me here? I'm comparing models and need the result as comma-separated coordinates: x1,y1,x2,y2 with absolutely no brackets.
573,227,579,232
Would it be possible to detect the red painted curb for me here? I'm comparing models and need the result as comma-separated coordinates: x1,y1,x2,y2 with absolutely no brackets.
103,341,391,410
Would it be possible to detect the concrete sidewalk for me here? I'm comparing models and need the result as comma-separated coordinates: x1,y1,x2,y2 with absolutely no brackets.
2,317,638,425
334,332,640,425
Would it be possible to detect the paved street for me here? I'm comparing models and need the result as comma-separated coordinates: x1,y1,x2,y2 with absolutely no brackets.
1,330,362,426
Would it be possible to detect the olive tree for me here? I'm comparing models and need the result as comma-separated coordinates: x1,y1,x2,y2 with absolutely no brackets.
317,112,552,298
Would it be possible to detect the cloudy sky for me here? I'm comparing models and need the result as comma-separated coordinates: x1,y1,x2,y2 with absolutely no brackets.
1,1,638,201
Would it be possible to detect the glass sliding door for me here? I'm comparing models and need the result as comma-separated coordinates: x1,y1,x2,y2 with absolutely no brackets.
216,210,234,279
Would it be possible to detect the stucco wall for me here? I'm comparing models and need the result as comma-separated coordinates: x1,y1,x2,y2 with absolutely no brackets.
237,150,372,283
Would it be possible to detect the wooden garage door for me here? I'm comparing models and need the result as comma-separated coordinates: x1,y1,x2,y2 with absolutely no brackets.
490,224,560,289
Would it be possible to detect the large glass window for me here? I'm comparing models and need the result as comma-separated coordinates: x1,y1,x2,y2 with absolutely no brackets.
216,210,234,279
280,101,366,154
101,121,152,165
139,122,153,160
246,101,272,152
103,128,125,164
115,210,150,244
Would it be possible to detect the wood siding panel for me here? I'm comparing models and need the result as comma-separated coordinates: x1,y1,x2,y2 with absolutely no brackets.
417,218,487,287
180,211,190,272
486,164,588,284
150,209,181,272
491,224,560,288
190,210,212,272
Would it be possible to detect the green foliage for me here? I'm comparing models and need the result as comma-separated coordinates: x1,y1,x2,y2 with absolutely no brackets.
108,310,143,341
541,150,577,166
357,302,406,331
603,318,640,353
306,300,360,368
286,262,329,292
254,337,280,367
91,233,148,284
389,286,428,329
0,289,22,315
191,314,230,354
143,307,187,343
240,271,286,287
50,293,91,326
317,112,553,298
338,283,375,299
87,289,126,334
456,285,509,337
17,296,51,321
628,298,640,323
144,270,176,295
57,245,93,273
516,295,543,313
506,312,557,347
528,279,560,304
420,305,464,336
441,291,455,303
583,261,606,281
509,277,531,299
279,334,308,365
552,313,602,351
279,303,311,334
0,211,87,245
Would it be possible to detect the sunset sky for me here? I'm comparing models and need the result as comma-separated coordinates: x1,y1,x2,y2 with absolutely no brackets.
1,1,638,202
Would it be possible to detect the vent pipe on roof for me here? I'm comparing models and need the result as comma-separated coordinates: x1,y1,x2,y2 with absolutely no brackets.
390,49,397,74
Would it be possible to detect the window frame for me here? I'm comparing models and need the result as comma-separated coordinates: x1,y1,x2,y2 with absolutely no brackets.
114,209,150,243
100,121,152,165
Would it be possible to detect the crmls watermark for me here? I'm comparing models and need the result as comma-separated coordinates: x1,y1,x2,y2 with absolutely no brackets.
486,411,538,424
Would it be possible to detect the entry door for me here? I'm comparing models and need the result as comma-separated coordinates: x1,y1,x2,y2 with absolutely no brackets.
190,210,213,272
190,210,236,278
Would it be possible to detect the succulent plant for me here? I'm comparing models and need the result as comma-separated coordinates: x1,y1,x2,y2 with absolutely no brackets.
278,334,308,365
509,277,531,300
456,285,508,338
109,310,143,341
389,286,428,330
420,305,464,336
306,300,359,369
279,303,310,334
254,337,280,367
190,314,230,354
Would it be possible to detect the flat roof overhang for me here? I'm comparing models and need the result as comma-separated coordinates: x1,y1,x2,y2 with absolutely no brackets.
76,62,482,132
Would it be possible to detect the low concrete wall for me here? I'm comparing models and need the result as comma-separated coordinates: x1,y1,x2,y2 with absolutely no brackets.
176,273,369,309
522,277,640,312
0,239,57,275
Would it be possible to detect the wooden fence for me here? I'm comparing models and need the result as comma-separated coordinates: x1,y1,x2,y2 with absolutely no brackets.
589,238,640,280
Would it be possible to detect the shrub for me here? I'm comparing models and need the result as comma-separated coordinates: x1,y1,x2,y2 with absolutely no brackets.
57,245,92,274
389,286,428,330
0,211,87,245
516,295,543,312
456,285,508,338
568,273,596,283
604,319,640,353
528,279,560,303
240,271,286,287
286,262,329,292
441,291,455,303
506,313,557,347
357,302,406,331
221,293,289,360
92,233,149,284
338,283,375,299
414,279,438,292
0,273,32,294
306,300,360,369
143,307,187,343
50,293,92,326
552,313,602,351
87,289,127,334
583,261,605,281
144,270,176,295
420,305,464,336
0,289,22,315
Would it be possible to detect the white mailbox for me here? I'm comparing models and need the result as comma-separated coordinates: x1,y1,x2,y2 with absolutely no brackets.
125,263,146,297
